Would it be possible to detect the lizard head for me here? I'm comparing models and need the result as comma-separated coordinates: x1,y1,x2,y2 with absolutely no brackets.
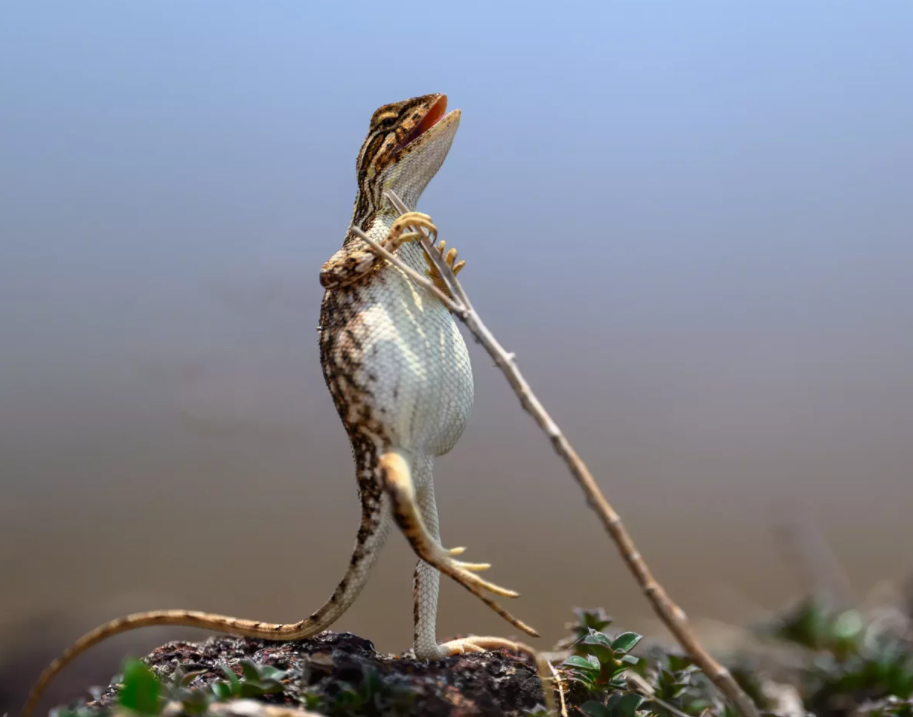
352,93,460,228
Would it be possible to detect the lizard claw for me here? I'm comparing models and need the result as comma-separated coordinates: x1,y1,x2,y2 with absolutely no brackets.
445,547,492,570
445,547,492,571
456,561,491,572
386,211,438,251
423,238,466,293
430,543,519,598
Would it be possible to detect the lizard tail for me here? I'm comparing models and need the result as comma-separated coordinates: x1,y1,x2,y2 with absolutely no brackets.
21,498,394,717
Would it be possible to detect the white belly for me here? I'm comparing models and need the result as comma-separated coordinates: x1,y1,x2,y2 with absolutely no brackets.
346,242,473,457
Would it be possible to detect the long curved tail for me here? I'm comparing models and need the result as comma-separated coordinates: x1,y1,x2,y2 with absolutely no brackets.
21,496,392,717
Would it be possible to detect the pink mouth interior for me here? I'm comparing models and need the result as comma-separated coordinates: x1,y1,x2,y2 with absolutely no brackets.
415,95,448,136
398,95,448,151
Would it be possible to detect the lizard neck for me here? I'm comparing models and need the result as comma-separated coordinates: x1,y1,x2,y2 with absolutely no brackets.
349,181,424,247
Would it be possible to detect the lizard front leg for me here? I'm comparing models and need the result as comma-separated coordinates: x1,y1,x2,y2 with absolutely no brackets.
320,212,437,289
379,449,539,640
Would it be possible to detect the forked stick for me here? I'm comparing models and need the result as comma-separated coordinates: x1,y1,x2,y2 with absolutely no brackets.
350,190,761,717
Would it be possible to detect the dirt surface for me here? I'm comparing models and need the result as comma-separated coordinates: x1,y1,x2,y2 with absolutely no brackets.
85,632,551,717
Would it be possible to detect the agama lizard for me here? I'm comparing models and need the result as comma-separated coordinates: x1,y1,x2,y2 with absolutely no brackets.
21,93,538,717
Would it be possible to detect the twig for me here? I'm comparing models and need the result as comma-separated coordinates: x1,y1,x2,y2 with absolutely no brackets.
531,643,561,717
548,661,569,717
360,190,762,717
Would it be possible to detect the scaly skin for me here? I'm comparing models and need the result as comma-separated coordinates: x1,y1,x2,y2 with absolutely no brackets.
20,93,537,717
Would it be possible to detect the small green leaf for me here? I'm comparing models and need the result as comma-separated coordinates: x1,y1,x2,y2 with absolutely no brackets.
219,665,242,696
581,645,614,668
119,659,160,715
565,673,597,690
239,659,261,682
581,702,612,717
211,682,232,701
615,693,645,717
583,631,615,649
621,654,639,665
611,632,643,654
257,665,286,681
833,611,863,641
574,607,613,634
564,654,601,672
667,655,693,672
239,682,267,698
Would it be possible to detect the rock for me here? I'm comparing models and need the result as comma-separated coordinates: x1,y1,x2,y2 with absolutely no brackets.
77,632,551,717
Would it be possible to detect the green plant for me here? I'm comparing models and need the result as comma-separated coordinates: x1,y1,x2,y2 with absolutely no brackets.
119,660,161,715
561,620,653,717
209,660,289,702
300,664,416,716
767,597,913,715
563,628,643,693
580,692,649,717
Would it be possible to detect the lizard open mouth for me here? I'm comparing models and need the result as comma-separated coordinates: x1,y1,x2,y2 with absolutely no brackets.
414,95,448,137
395,95,451,153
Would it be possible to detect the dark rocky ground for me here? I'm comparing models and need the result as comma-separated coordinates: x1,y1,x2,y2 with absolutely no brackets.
12,587,913,717
121,632,543,717
61,631,552,717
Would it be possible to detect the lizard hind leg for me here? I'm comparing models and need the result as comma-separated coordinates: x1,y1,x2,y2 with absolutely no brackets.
410,468,540,661
378,449,539,642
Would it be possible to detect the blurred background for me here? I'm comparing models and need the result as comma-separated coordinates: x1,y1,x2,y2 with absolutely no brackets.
2,0,912,712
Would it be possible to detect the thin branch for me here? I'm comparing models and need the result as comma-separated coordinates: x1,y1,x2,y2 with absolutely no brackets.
548,660,569,717
530,643,561,717
369,190,761,717
348,226,463,314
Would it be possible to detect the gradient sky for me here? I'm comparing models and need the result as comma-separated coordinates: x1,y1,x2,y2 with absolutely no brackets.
2,0,912,691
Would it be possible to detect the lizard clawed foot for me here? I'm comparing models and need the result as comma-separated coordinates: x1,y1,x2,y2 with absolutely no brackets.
384,211,438,251
422,238,466,293
380,449,539,638
424,543,539,637
437,636,533,658
427,542,516,597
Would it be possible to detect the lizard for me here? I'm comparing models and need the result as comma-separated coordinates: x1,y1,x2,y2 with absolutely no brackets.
21,93,538,717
